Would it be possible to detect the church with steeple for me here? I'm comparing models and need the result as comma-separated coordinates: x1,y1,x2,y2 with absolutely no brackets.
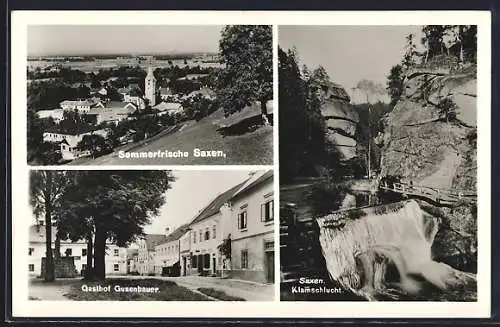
144,65,156,107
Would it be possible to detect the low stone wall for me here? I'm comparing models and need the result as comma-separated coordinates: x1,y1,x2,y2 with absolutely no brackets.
41,256,77,278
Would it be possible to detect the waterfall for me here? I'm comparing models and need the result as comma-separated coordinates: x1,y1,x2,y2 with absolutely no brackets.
317,200,476,301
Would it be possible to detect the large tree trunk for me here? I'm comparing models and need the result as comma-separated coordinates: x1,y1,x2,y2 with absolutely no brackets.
460,42,464,63
260,99,270,125
54,235,61,260
85,232,94,280
93,224,106,280
44,205,55,282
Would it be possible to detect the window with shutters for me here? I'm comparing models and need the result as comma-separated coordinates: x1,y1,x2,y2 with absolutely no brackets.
261,200,274,222
238,211,247,230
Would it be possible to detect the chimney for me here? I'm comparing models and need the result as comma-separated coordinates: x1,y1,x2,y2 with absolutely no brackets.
165,227,171,236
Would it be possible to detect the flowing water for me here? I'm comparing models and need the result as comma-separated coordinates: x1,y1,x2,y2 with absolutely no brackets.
317,200,477,301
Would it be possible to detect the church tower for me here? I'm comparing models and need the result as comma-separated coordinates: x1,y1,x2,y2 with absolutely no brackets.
144,65,156,107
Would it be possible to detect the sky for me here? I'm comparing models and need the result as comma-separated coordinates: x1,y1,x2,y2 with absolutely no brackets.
27,25,223,56
279,25,425,103
143,170,255,235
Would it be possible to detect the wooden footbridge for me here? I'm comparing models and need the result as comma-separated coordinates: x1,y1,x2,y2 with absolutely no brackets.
379,181,477,205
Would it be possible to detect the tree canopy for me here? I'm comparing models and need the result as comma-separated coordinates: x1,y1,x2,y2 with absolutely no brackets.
279,47,346,182
216,25,273,118
386,64,404,107
54,170,175,279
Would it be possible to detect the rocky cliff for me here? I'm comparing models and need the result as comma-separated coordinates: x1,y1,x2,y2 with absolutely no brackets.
378,64,477,273
319,82,359,161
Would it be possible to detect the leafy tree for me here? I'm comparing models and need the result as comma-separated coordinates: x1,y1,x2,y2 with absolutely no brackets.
217,234,231,277
352,80,386,178
386,64,404,107
76,134,110,158
29,171,70,281
447,25,477,63
34,142,63,165
56,171,175,280
353,79,386,104
91,78,101,90
216,25,272,122
353,101,392,175
421,25,447,62
279,47,333,182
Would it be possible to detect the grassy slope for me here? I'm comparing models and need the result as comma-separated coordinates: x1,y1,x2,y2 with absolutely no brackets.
135,107,273,165
75,107,273,165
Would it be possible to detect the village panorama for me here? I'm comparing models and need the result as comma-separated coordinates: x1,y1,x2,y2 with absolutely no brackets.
27,25,273,165
28,170,275,301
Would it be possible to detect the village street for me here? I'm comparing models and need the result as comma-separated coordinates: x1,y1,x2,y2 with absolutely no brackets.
28,278,80,300
28,276,274,301
110,275,275,301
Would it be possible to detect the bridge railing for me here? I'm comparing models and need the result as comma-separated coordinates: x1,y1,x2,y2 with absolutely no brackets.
379,181,476,203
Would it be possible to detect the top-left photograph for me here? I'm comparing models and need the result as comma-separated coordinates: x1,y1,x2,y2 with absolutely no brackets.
27,25,273,166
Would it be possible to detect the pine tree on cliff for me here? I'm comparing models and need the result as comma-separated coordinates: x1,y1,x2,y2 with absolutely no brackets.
386,64,404,107
421,25,447,62
402,33,418,70
53,171,174,280
216,25,272,124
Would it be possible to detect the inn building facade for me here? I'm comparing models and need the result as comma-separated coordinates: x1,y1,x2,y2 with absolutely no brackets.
28,223,127,277
186,183,242,277
149,170,275,284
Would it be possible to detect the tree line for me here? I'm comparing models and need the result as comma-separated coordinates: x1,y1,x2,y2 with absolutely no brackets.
386,25,477,107
30,170,174,281
279,47,348,183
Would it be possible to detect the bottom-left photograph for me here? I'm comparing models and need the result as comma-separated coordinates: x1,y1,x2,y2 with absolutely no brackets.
27,169,275,301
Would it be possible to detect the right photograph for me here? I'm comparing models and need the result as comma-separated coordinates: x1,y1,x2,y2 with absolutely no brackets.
279,25,477,301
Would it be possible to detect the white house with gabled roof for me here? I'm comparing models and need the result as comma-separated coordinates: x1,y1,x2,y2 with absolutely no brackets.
229,170,275,283
186,181,245,277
